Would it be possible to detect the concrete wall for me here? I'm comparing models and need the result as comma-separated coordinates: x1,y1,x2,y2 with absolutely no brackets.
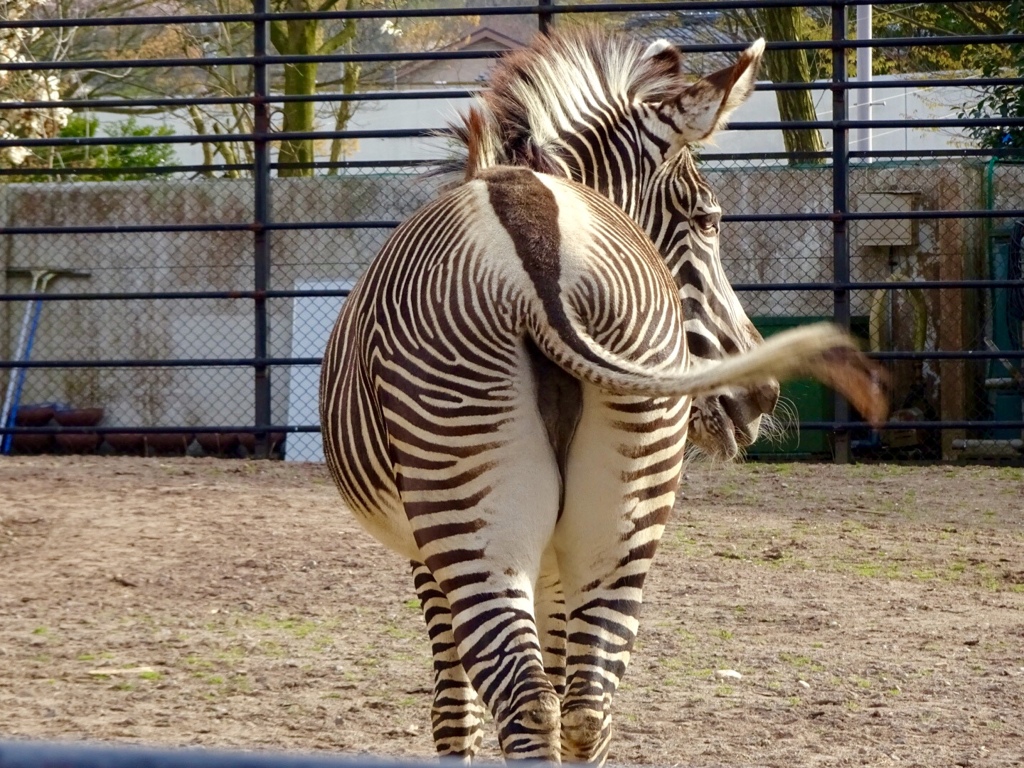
2,160,1021,440
0,175,437,431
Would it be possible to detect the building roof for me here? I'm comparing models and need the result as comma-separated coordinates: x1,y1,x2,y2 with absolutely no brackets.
394,24,532,86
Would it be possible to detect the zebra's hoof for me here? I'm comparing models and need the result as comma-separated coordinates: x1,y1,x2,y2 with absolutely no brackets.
521,692,561,732
561,708,606,758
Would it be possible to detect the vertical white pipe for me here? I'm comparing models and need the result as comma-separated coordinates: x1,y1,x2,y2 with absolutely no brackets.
856,4,873,161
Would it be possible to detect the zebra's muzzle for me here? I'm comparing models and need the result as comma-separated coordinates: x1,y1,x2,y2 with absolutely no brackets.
690,383,778,459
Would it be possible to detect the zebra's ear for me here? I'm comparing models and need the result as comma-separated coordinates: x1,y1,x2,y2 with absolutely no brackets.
637,39,684,99
669,38,765,144
642,39,682,69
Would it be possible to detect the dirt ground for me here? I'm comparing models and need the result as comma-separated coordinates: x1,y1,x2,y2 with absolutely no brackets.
1,456,1022,767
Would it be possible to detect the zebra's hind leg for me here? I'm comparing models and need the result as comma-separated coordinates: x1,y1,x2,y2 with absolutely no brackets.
412,561,485,761
555,394,689,763
557,585,624,765
536,545,567,699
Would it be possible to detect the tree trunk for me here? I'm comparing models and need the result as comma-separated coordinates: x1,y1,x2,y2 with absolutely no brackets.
328,59,361,171
272,9,320,177
760,7,827,165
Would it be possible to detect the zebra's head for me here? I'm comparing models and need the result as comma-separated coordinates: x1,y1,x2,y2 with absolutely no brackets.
645,148,780,460
632,42,780,459
446,29,779,459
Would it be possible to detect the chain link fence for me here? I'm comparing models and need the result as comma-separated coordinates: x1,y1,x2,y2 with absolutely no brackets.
1,1,1022,463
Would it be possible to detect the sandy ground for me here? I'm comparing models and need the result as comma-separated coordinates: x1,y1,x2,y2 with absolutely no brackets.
0,456,1022,767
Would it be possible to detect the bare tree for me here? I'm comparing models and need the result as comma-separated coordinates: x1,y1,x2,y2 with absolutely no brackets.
0,0,73,168
724,6,827,164
269,0,357,177
38,0,477,176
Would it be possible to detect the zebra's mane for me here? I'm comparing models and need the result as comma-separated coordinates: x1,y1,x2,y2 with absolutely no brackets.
443,27,685,182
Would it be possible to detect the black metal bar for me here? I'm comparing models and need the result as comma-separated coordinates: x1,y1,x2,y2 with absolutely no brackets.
829,0,850,464
4,77,1024,115
539,0,553,34
2,420,1022,438
782,421,1024,431
3,210,1024,239
0,164,253,179
0,221,400,236
0,425,317,436
868,350,1024,360
0,160,432,179
4,1,1022,29
721,210,1024,222
729,117,1024,130
15,152,1023,180
0,129,431,148
0,739,423,767
3,115,1022,153
731,279,1024,291
253,0,272,459
0,89,481,112
754,76,1024,92
2,278,1023,305
2,32,1021,73
0,50,506,73
5,348,1021,372
0,79,1009,111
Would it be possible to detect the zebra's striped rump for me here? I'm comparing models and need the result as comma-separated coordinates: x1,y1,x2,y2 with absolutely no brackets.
321,166,696,760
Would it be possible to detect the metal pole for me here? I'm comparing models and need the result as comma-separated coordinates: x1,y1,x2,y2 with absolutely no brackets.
832,0,851,464
0,276,43,448
855,3,873,160
253,0,272,459
539,0,553,36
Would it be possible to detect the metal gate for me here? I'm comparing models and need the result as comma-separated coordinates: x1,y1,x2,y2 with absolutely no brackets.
1,1,1022,462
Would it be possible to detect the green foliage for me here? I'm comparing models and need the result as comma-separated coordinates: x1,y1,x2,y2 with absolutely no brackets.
871,2,1013,75
51,115,178,180
869,2,1021,150
955,1,1023,150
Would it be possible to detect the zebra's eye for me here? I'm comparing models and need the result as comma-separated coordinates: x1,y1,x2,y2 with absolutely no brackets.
692,213,720,236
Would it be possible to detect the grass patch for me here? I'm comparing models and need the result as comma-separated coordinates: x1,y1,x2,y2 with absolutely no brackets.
384,622,418,640
849,561,903,580
778,652,824,671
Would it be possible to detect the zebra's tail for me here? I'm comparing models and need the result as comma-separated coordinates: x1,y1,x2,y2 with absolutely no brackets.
529,318,890,428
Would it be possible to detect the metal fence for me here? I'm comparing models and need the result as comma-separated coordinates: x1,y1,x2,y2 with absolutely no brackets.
0,739,427,768
1,1,1022,463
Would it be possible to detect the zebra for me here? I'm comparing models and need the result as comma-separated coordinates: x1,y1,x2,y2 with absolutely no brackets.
320,28,887,764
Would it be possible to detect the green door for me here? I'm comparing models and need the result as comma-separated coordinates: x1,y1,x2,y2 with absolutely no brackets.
747,316,869,457
987,230,1024,441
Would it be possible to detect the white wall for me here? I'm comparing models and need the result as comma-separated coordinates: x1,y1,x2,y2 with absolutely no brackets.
89,73,980,171
341,75,978,161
